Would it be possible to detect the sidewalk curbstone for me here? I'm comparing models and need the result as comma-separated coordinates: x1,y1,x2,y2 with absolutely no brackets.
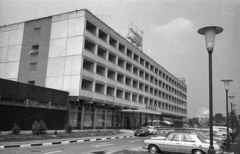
0,135,134,149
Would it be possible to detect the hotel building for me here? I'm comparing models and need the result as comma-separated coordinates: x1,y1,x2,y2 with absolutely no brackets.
0,9,187,130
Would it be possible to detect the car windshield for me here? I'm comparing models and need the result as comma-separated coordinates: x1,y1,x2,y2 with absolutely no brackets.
197,135,208,143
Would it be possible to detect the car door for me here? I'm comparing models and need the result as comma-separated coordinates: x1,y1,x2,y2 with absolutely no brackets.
179,134,196,154
164,134,180,153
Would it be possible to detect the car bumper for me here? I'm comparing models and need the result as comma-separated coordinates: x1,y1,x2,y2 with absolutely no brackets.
142,145,148,149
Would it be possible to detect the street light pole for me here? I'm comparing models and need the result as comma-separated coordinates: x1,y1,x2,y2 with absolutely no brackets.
228,95,235,142
221,79,233,151
198,26,223,154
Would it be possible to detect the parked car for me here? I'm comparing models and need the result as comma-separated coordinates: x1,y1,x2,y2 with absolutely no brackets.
146,126,158,135
195,129,226,145
134,127,150,136
213,126,232,136
143,131,223,154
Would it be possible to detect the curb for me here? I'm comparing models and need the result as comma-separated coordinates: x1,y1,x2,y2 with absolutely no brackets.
0,135,134,149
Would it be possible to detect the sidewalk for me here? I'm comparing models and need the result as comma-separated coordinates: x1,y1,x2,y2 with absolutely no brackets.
0,129,135,149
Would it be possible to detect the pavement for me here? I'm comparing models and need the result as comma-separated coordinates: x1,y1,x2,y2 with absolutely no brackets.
0,129,135,149
0,129,173,149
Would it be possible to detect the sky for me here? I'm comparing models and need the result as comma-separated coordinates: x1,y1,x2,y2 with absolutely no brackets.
0,0,239,118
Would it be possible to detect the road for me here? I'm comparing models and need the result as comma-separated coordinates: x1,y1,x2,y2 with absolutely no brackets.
0,134,167,154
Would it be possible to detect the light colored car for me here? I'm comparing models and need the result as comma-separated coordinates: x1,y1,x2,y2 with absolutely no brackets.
213,126,232,136
147,126,158,135
143,131,223,154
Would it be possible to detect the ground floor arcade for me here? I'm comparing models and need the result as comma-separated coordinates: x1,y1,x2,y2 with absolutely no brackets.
68,100,183,130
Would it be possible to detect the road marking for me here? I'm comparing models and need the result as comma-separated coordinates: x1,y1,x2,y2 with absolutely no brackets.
129,140,142,143
92,143,113,147
44,150,62,154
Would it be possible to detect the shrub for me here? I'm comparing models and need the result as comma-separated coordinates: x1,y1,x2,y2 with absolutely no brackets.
32,120,47,135
65,123,73,133
39,120,47,134
11,122,21,134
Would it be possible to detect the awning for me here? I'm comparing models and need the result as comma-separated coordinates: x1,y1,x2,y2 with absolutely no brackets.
120,108,161,115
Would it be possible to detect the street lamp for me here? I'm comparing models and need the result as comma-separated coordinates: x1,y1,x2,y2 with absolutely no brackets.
221,79,233,151
198,26,223,154
228,95,235,142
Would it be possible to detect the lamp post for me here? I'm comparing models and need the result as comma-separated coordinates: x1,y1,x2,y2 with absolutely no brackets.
228,95,235,142
221,79,233,151
198,26,223,154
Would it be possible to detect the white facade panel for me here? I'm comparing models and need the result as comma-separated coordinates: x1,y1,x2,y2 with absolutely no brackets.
0,31,10,47
51,20,68,39
64,55,82,75
0,63,5,78
4,62,19,79
9,29,23,45
46,57,65,76
45,76,64,90
6,45,21,62
66,36,83,56
63,75,80,96
68,17,84,37
49,38,67,57
0,47,8,62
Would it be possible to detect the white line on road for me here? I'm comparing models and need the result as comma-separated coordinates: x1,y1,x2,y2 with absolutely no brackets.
44,150,63,154
129,140,142,143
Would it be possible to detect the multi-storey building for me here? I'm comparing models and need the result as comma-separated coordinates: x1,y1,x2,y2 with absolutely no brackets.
0,9,187,130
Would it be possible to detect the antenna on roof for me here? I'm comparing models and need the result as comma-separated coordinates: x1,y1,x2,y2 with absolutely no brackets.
96,13,110,21
126,23,144,51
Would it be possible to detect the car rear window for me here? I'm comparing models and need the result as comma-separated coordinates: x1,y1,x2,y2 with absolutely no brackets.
197,135,208,143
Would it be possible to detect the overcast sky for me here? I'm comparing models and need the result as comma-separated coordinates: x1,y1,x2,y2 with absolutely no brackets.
0,0,239,118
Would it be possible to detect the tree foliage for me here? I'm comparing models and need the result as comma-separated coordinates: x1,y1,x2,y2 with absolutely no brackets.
213,113,226,126
186,117,200,128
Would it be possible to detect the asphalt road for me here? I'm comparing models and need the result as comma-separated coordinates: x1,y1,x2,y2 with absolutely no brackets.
0,134,166,154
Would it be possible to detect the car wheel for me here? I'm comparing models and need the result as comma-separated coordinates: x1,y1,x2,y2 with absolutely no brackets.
149,145,160,153
193,150,203,154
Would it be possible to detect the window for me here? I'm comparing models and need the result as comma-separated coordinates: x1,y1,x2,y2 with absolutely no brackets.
172,134,180,141
95,82,105,94
81,78,93,91
96,64,106,76
51,103,59,109
30,45,39,56
84,39,96,53
107,86,114,97
29,62,37,72
28,99,39,107
83,59,94,72
33,28,41,38
107,69,116,80
86,20,97,35
182,135,195,142
39,102,48,108
0,97,13,105
28,80,35,85
98,29,108,42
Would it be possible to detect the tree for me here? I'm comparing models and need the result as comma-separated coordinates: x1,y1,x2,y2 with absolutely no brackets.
186,117,200,128
213,113,226,126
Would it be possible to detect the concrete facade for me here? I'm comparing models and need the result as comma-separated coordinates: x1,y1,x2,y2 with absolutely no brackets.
0,9,187,130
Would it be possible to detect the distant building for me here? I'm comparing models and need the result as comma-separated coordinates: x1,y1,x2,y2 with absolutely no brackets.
0,9,187,130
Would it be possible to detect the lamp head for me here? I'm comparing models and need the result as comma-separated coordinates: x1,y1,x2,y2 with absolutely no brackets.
228,96,235,103
221,79,233,90
198,26,223,51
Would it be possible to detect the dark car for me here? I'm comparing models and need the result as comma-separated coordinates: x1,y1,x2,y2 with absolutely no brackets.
134,127,150,136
